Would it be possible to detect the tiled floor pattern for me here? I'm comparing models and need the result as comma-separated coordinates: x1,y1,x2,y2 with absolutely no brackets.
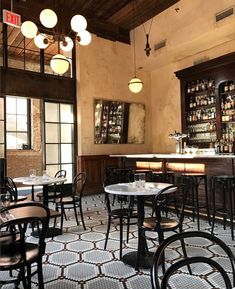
1,194,235,289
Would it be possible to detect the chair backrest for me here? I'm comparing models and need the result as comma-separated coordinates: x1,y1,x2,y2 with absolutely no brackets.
5,176,18,201
151,231,235,289
105,167,134,185
72,172,87,197
54,170,67,179
0,202,50,258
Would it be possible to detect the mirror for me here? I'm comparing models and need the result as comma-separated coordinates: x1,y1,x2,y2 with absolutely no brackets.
94,99,145,144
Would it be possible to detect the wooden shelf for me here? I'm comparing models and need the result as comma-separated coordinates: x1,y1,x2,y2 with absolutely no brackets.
187,119,216,125
190,130,216,134
189,104,216,111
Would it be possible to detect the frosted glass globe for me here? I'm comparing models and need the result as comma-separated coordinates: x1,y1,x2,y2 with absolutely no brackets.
34,34,49,49
60,36,74,52
40,9,58,28
21,21,38,39
77,30,91,46
128,77,143,93
71,15,87,32
50,54,70,75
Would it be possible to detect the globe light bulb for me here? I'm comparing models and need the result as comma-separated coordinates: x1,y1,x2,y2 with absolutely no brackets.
34,33,49,49
50,54,70,75
60,36,74,52
77,30,92,46
21,21,38,39
40,9,58,28
128,77,143,93
71,15,87,33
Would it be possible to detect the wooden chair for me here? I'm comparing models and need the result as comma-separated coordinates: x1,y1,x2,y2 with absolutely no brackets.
55,172,87,231
151,231,235,289
5,176,27,202
0,202,50,289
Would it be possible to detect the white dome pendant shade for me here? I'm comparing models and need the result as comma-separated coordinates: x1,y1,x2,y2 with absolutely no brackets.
77,30,92,46
60,36,74,52
34,33,49,49
71,15,87,32
128,77,143,93
21,21,38,39
40,9,58,28
50,54,70,75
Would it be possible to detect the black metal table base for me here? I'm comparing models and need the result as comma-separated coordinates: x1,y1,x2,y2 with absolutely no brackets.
122,251,154,269
31,227,62,238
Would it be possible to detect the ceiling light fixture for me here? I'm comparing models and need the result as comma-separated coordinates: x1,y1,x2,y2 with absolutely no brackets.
128,2,143,94
20,8,92,75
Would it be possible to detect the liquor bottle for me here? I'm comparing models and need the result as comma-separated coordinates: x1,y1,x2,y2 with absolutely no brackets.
187,83,191,94
229,83,234,91
224,82,229,92
195,80,200,92
191,82,195,93
214,139,220,154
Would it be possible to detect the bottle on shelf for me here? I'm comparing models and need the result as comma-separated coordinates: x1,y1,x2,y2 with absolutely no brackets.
214,139,220,154
224,82,229,92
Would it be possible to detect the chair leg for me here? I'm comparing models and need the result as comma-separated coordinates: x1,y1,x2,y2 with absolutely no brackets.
20,267,27,289
104,215,111,250
119,217,123,260
27,265,31,289
195,182,200,231
211,179,216,235
60,205,64,231
229,182,234,241
38,259,44,289
126,217,130,243
204,177,211,226
79,203,86,230
73,203,80,227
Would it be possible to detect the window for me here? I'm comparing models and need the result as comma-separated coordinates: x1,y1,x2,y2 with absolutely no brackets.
6,96,31,149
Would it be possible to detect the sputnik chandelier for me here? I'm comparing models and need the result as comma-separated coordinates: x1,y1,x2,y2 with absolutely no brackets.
21,9,92,75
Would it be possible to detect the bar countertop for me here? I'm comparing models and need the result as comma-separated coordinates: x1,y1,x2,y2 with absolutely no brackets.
110,153,235,159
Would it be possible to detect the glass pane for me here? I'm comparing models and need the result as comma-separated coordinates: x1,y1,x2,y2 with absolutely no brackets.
0,121,4,143
17,115,27,131
6,97,16,114
61,144,72,163
45,102,59,122
60,104,74,123
61,124,73,143
16,133,27,148
0,144,4,158
6,115,16,131
46,144,59,164
7,132,16,149
0,98,4,120
61,164,73,183
46,165,59,178
17,98,27,114
46,123,59,143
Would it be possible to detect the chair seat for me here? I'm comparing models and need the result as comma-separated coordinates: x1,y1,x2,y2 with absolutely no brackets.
111,208,138,218
0,231,20,245
0,243,39,268
55,195,79,204
143,217,178,230
37,191,61,198
17,195,28,201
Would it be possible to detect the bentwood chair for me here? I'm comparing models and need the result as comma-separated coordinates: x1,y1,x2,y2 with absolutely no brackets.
0,202,50,289
103,178,138,260
36,169,67,203
151,231,235,289
5,176,27,202
55,172,87,231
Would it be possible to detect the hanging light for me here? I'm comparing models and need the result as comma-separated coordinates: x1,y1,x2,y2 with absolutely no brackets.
40,9,58,28
21,21,38,39
60,36,74,52
128,77,143,93
50,54,70,75
77,30,92,46
34,33,49,49
128,2,143,94
71,15,87,32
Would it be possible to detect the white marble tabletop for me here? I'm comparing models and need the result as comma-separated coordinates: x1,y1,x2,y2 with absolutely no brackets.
13,176,67,186
104,182,177,196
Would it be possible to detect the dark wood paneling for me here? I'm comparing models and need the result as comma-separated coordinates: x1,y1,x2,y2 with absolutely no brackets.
0,67,76,102
77,155,119,194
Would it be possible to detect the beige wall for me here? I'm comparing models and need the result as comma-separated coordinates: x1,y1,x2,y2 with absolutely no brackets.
76,35,152,156
132,0,235,153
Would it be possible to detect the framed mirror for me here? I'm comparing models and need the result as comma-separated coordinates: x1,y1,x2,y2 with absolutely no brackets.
94,99,145,144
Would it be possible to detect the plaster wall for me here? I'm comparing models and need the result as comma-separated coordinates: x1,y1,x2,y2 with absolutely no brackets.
76,35,151,156
132,0,235,153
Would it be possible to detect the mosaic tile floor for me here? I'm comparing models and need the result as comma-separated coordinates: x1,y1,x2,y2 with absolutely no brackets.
1,194,235,289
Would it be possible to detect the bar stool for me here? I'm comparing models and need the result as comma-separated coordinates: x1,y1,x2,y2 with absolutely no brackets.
181,173,211,230
211,175,235,240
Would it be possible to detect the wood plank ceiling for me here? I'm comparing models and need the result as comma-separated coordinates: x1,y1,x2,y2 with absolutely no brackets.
0,0,180,62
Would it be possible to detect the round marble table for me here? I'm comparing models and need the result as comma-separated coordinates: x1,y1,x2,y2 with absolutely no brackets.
104,182,177,269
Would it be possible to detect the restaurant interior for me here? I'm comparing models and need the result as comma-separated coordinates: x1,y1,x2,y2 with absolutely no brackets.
0,0,235,288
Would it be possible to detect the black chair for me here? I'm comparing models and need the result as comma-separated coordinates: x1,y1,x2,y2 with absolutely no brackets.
36,169,67,202
55,172,87,231
5,176,27,202
151,231,235,289
139,184,186,270
103,178,138,260
0,202,50,289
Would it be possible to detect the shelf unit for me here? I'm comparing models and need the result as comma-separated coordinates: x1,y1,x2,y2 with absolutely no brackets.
175,52,235,151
